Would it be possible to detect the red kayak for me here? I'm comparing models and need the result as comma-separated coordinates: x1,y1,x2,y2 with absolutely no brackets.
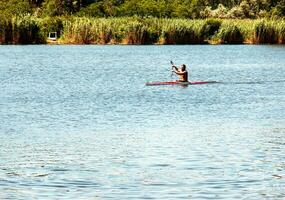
146,81,217,86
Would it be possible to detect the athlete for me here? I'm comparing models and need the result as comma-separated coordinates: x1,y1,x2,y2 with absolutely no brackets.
172,64,188,82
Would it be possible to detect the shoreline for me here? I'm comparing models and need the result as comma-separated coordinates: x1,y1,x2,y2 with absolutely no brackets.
44,42,285,45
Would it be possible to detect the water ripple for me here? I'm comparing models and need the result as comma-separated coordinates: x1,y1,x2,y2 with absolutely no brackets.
0,45,284,199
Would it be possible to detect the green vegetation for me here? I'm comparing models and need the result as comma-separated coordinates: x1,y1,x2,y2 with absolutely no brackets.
32,0,285,19
0,15,44,44
254,20,278,43
59,17,285,44
0,0,284,44
215,22,243,44
1,17,285,44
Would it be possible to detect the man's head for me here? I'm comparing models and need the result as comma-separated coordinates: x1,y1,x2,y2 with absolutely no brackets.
181,64,186,71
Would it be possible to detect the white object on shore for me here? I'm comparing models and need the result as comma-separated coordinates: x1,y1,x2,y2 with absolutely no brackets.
48,32,57,41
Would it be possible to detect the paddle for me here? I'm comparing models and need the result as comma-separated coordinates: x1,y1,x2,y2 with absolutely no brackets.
170,60,174,77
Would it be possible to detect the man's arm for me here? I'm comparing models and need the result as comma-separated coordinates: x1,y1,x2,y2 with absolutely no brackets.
173,70,187,75
172,65,178,72
172,65,186,75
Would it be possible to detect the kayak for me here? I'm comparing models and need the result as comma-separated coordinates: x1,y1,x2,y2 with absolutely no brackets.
146,81,218,86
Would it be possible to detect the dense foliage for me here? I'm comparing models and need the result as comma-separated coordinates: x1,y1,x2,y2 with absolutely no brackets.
0,0,284,44
1,16,284,44
0,0,284,18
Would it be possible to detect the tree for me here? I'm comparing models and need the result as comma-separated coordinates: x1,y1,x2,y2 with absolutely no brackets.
28,0,45,6
42,0,80,16
0,0,31,17
271,0,285,16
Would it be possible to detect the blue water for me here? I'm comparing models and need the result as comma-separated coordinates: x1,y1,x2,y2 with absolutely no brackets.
0,45,284,199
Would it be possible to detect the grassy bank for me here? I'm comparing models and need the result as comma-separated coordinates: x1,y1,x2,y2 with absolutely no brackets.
0,16,284,45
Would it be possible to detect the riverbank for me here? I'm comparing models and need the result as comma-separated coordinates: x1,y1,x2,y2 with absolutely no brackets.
0,16,284,45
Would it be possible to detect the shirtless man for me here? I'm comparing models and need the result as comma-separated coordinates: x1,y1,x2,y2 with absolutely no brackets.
172,64,188,82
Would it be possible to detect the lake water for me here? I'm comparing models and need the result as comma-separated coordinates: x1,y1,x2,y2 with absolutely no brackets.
0,45,284,199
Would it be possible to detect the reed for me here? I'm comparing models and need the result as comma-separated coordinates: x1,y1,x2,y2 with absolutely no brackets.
0,15,44,44
1,17,284,45
277,20,285,44
215,21,244,44
14,15,44,44
0,19,12,44
144,18,163,44
61,17,94,44
95,21,110,44
160,19,204,44
254,20,278,44
231,19,255,43
60,18,283,45
61,17,120,44
61,17,159,44
200,18,221,41
124,21,147,44
124,18,163,44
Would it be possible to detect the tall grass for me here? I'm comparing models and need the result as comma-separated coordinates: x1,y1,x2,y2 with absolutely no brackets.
0,15,44,44
233,19,256,43
0,16,284,45
215,21,244,44
60,17,285,45
61,18,123,44
62,17,95,44
125,21,150,44
254,20,278,44
277,20,285,44
0,19,12,44
200,19,221,41
160,19,204,44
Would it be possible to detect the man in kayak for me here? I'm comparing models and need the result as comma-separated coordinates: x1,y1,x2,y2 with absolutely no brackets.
172,64,188,82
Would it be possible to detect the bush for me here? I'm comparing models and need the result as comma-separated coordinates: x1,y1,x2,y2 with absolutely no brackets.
0,0,31,18
227,6,246,19
270,0,285,18
211,4,228,18
76,2,105,17
200,6,212,19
